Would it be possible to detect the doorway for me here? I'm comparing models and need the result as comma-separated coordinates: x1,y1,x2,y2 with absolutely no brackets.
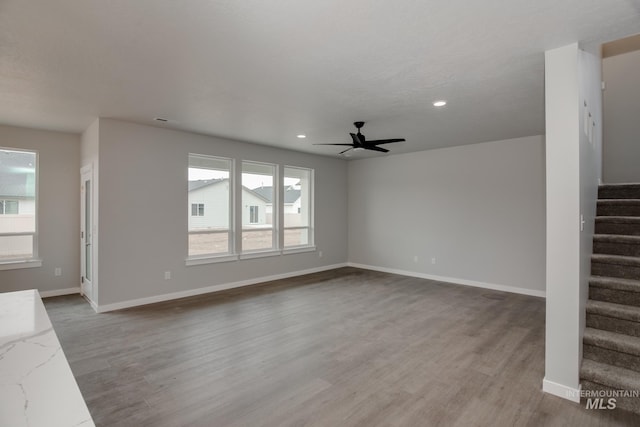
80,165,94,303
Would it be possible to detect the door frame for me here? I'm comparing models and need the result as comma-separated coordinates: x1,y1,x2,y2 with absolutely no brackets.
80,164,95,304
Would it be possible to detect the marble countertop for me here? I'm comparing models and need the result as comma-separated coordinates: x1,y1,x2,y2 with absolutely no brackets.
0,290,94,427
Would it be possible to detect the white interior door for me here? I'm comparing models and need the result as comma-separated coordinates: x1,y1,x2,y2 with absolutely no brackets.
80,166,93,301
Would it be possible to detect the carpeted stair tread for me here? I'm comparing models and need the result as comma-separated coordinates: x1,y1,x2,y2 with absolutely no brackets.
594,235,640,256
596,216,640,224
584,327,640,356
595,216,640,236
581,359,640,392
590,276,640,293
586,300,640,322
598,201,640,206
597,200,640,217
592,254,640,267
599,184,640,199
594,234,640,244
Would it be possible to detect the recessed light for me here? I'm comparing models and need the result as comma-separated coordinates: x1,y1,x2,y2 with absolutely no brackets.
297,134,306,139
433,100,447,107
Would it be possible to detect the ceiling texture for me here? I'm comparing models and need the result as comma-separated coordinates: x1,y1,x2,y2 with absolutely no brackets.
1,0,640,157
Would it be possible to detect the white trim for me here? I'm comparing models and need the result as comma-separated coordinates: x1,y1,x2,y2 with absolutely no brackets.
39,287,81,298
347,262,546,298
83,294,98,312
282,245,316,255
542,378,581,403
0,259,42,271
94,263,348,313
185,253,238,266
239,249,282,260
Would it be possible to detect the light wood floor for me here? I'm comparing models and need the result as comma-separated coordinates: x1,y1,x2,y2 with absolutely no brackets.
45,267,639,426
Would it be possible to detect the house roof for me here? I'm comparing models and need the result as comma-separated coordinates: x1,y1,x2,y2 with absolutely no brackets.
188,180,300,204
251,186,301,204
188,178,226,192
0,150,36,198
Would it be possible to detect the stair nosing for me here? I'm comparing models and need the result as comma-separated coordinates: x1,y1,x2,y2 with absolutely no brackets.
581,359,640,391
590,275,640,292
591,253,640,266
596,216,640,220
598,199,640,203
584,327,640,356
586,300,640,322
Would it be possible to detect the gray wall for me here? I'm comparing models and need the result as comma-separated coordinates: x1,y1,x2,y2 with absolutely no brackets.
347,135,546,294
96,119,348,306
0,124,80,294
603,49,640,183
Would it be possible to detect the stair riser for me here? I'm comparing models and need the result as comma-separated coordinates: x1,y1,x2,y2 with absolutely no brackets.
581,380,640,414
599,187,640,199
586,313,640,337
592,262,640,280
595,223,640,236
594,241,640,257
597,204,640,217
590,287,640,308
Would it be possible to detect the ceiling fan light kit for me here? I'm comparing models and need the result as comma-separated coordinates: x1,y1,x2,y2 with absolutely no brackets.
313,121,405,156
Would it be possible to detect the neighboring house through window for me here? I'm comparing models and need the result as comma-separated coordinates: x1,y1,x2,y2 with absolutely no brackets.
242,161,276,252
188,154,232,257
283,166,313,248
0,148,37,263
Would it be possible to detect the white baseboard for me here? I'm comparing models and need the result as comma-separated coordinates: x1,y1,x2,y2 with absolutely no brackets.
543,378,581,403
39,287,81,298
95,263,348,313
347,262,546,298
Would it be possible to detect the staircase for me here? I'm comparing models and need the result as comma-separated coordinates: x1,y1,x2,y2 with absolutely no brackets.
581,183,640,414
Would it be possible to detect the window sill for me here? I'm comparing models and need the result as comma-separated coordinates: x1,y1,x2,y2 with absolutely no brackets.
0,259,43,271
239,249,282,260
282,246,316,255
185,254,238,266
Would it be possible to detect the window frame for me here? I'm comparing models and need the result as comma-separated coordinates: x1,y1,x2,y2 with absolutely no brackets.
186,154,235,263
0,146,41,270
283,166,314,251
240,160,278,255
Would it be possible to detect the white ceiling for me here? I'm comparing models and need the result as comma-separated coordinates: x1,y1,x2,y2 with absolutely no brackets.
1,1,639,158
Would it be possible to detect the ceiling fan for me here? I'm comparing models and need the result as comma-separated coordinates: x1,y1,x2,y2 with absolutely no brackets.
314,121,405,155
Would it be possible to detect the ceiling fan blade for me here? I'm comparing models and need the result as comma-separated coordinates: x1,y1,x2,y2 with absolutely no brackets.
365,138,405,145
338,147,354,155
312,143,356,146
365,145,389,153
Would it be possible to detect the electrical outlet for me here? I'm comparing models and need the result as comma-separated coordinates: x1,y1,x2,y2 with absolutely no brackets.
54,267,62,277
318,251,323,258
164,271,171,280
431,258,436,265
413,255,418,263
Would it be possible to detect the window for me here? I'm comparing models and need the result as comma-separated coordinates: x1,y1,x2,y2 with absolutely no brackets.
283,166,313,248
191,203,205,217
249,206,259,224
188,155,232,257
0,200,19,215
0,148,37,262
242,161,276,252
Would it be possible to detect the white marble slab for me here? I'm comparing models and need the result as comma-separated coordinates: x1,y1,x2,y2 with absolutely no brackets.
0,290,94,427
